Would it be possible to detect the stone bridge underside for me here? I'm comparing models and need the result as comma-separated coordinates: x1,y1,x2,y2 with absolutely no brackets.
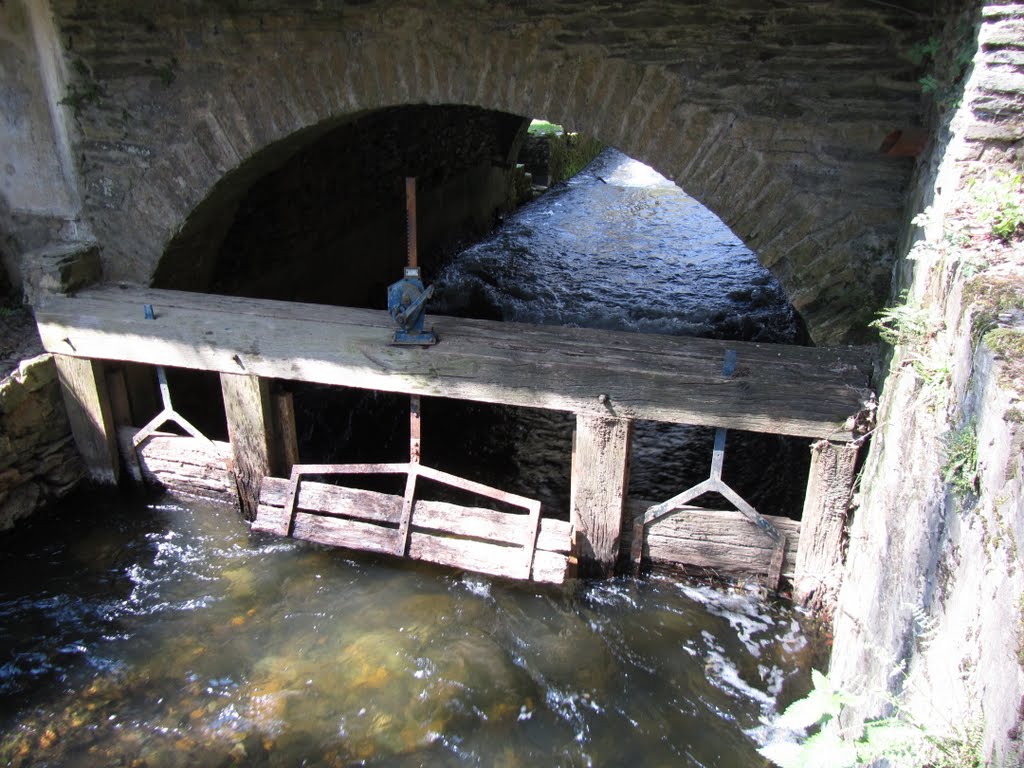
27,0,940,343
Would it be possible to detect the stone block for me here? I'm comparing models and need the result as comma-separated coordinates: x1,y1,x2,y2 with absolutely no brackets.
22,242,101,304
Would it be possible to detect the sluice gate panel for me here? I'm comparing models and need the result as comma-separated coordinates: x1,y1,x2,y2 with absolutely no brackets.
35,286,874,595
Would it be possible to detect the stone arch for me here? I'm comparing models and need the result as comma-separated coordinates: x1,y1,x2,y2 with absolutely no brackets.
74,4,923,343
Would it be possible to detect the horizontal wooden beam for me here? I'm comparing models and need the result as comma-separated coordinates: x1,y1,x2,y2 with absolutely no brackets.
35,286,874,440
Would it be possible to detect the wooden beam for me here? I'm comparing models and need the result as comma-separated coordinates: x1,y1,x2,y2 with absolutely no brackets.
622,499,800,582
34,286,874,441
220,373,276,520
793,440,860,612
571,414,632,577
53,355,120,484
273,390,300,473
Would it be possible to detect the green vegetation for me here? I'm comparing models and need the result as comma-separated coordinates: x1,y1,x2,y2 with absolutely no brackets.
871,291,931,347
985,327,1024,395
1017,592,1024,669
871,292,950,391
528,119,564,135
156,57,179,87
942,421,979,497
970,170,1024,242
548,132,604,185
759,670,988,768
904,22,975,112
59,58,104,119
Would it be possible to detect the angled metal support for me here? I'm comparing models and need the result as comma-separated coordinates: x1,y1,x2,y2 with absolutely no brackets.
630,350,787,588
131,304,215,449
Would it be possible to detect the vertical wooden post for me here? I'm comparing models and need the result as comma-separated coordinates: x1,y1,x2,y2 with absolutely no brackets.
220,373,275,520
570,414,632,577
272,389,300,474
794,439,860,612
54,355,120,484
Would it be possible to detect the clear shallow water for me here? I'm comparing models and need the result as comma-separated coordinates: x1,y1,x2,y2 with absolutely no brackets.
0,491,817,767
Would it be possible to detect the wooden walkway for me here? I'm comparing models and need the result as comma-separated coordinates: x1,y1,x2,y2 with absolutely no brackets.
36,286,873,603
35,286,872,440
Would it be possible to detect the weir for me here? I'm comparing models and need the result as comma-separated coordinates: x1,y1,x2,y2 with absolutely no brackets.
35,285,873,602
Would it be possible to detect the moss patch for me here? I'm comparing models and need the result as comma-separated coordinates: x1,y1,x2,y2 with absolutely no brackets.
963,275,1024,344
984,327,1024,396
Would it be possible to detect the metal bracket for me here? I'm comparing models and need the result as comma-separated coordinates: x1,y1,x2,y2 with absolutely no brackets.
630,350,786,588
131,304,215,449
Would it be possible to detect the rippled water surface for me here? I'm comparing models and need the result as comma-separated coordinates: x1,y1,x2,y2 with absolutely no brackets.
1,492,816,767
3,149,819,766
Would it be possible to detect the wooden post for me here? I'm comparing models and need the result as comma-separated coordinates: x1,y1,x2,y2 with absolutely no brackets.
272,389,300,473
220,373,276,520
54,355,120,484
794,439,860,612
570,414,632,577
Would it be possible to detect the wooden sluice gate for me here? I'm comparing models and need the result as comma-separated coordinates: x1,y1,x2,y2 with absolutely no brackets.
35,285,874,600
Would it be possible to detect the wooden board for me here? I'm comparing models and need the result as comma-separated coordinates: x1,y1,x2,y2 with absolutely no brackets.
118,427,236,505
220,373,274,519
794,440,859,610
54,355,120,484
622,499,800,582
256,476,573,583
570,415,631,576
35,286,874,440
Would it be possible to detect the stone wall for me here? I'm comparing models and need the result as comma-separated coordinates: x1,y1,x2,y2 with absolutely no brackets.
10,0,941,343
829,2,1024,762
0,0,91,291
0,354,82,530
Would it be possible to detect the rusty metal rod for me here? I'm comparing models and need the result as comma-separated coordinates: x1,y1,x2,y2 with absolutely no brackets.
405,177,422,464
405,176,417,268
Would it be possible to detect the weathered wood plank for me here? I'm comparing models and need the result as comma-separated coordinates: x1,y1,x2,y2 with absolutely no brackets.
34,286,874,440
622,500,800,582
407,532,568,584
571,415,632,577
254,506,570,583
794,440,859,611
117,428,235,504
273,390,300,472
53,355,120,484
220,373,274,520
290,510,400,556
257,476,572,554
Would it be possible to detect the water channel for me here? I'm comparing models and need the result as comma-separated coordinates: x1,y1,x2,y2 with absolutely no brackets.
1,149,820,766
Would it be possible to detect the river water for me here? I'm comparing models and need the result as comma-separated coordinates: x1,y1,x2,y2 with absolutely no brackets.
0,149,818,766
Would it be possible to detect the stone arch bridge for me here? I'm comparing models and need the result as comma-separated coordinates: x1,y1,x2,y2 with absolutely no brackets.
2,0,944,344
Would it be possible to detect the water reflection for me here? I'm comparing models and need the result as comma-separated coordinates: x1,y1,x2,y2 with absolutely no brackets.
0,491,819,766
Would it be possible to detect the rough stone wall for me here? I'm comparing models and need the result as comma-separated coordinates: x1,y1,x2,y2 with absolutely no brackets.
28,0,938,343
0,0,90,291
0,354,83,530
830,2,1024,762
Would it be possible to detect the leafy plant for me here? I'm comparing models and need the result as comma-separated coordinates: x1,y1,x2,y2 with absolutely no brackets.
943,421,979,497
759,670,859,768
870,292,931,347
759,670,989,768
58,58,105,120
970,170,1024,242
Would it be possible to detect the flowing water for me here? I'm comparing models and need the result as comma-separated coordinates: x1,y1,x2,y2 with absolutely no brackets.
1,149,820,766
0,492,816,767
